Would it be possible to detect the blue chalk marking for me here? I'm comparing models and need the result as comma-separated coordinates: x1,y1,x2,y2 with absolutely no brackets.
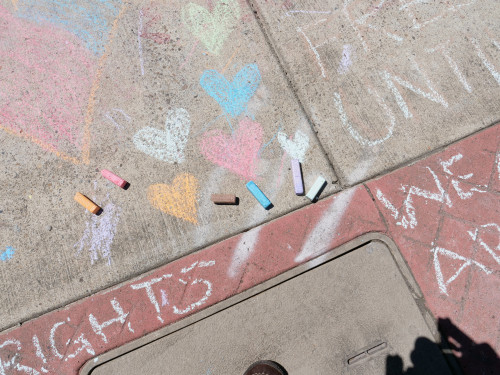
223,112,234,133
0,247,15,262
196,114,225,136
259,121,283,156
16,0,122,56
200,64,261,118
246,181,272,209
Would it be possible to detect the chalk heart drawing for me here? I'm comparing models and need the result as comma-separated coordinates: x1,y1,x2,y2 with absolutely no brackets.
147,173,199,224
200,118,263,180
277,129,310,162
182,0,240,55
200,64,261,118
0,5,96,163
133,108,191,163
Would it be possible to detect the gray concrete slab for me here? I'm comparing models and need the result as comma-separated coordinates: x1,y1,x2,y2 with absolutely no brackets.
85,240,452,375
249,0,500,185
0,0,337,330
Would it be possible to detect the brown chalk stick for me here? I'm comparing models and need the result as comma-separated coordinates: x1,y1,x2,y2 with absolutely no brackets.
211,194,237,205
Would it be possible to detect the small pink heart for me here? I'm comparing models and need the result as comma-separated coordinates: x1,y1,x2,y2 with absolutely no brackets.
200,118,263,180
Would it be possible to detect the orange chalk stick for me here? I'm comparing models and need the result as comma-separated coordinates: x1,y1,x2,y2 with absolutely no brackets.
74,193,101,214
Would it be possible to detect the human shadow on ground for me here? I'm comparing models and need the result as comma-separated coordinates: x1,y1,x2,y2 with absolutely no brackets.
385,318,499,375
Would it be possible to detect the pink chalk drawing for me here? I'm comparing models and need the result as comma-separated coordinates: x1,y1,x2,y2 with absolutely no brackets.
200,118,263,181
0,5,97,162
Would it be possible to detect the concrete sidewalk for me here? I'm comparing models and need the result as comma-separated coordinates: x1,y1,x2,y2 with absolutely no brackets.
0,125,498,374
0,0,499,374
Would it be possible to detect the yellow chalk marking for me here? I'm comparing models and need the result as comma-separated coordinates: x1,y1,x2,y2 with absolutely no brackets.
0,124,82,164
74,192,101,214
222,47,240,73
147,174,199,224
82,5,126,164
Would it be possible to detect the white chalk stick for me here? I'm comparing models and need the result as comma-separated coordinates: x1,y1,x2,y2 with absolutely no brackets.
306,176,327,201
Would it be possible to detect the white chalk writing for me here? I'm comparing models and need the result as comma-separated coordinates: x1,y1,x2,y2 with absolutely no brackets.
131,260,216,322
297,19,332,78
334,87,395,147
431,246,492,295
131,274,173,323
49,318,95,362
89,299,132,343
380,58,448,119
376,167,451,229
0,339,40,375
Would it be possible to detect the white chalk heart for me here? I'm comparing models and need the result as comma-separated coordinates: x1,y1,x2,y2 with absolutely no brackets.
133,108,191,163
277,130,310,162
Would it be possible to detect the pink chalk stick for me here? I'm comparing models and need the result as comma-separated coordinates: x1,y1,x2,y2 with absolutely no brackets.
101,169,128,188
291,159,304,195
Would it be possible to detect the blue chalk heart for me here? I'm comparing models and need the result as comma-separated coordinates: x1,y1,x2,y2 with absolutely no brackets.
200,64,261,118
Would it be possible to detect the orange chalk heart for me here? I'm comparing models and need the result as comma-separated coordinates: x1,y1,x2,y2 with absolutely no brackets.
147,173,199,224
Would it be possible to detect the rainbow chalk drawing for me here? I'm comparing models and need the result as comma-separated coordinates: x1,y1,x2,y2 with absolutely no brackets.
133,108,191,163
147,174,199,224
277,129,310,162
0,247,15,262
15,0,122,56
0,5,96,162
182,0,240,55
200,64,261,118
200,118,263,180
0,3,124,164
75,195,122,265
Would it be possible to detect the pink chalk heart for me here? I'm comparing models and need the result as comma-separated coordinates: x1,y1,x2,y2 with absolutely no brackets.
0,6,97,163
200,118,263,180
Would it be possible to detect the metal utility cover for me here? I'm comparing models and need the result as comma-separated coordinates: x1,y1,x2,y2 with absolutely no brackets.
86,239,452,374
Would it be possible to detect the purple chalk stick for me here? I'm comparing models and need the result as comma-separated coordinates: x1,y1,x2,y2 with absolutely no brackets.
291,159,304,195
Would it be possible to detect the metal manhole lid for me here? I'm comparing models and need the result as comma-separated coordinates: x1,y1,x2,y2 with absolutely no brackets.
84,236,453,375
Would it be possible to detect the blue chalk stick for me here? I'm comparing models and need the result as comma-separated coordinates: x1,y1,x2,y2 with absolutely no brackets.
246,181,272,209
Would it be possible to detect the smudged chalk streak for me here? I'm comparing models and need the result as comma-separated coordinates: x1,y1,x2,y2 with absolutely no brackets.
75,197,122,265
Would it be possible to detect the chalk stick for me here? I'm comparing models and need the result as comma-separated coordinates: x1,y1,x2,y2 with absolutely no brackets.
101,169,128,189
211,194,237,205
306,176,327,201
74,193,101,214
246,181,272,209
291,159,304,195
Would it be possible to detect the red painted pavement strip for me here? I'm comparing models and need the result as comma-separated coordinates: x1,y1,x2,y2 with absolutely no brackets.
367,124,500,372
0,186,384,374
0,125,498,374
